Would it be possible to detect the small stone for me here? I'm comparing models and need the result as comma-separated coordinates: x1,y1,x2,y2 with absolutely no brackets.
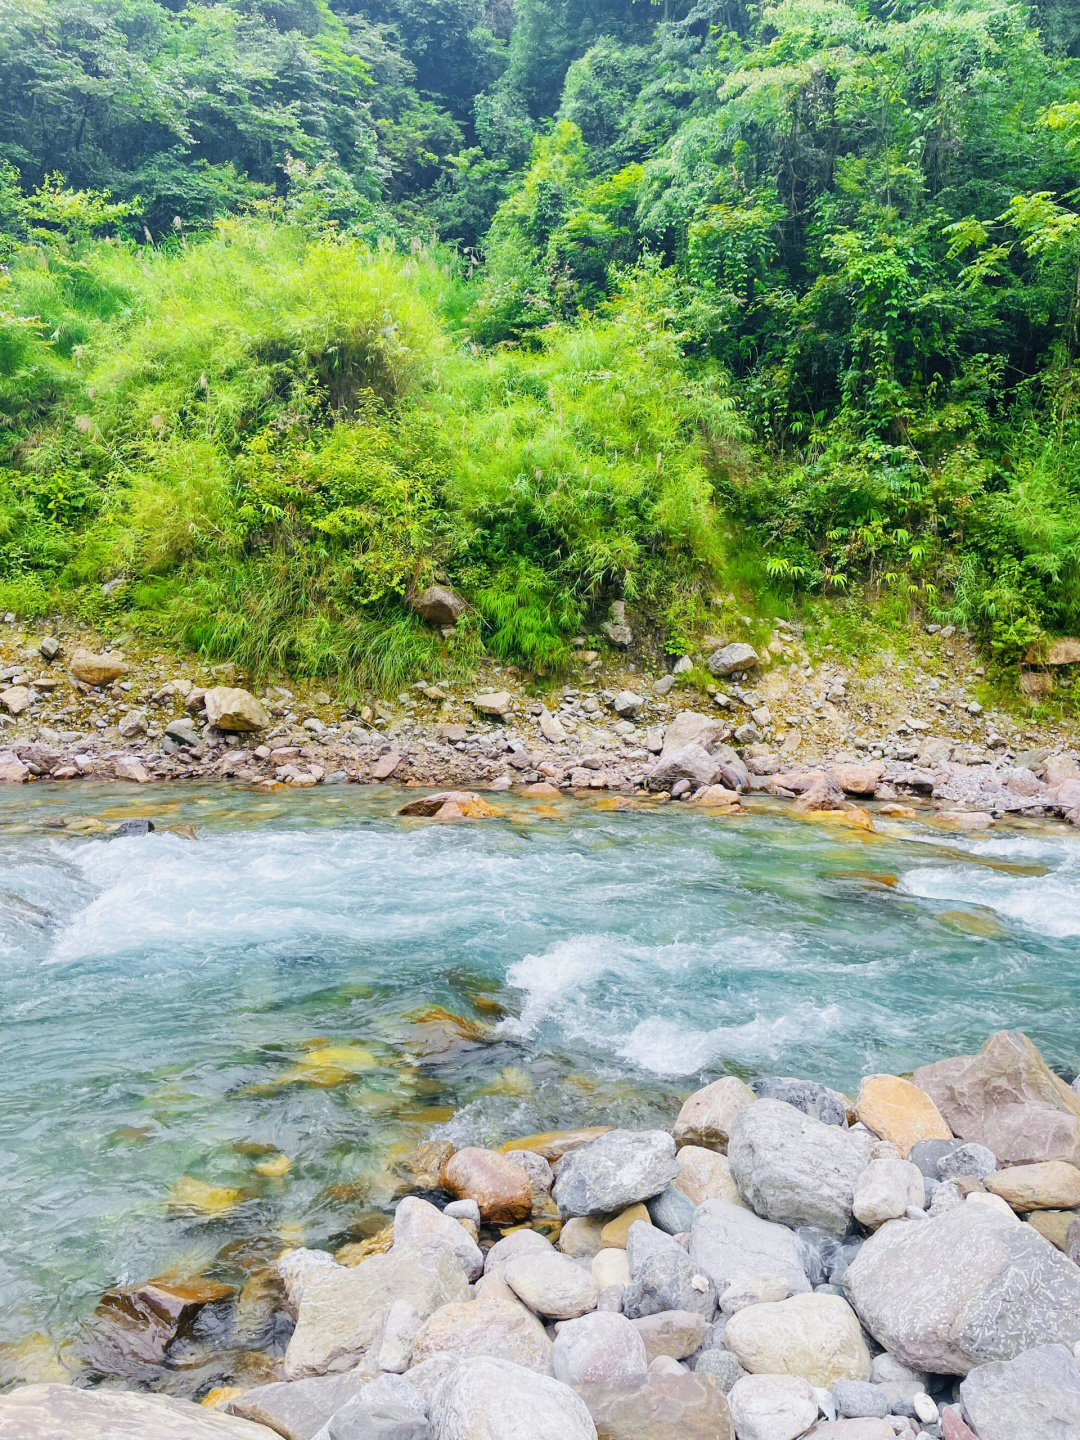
748,1078,849,1127
551,1311,648,1387
411,1294,553,1373
470,691,512,718
692,1347,746,1392
118,709,148,738
727,1373,818,1440
504,1249,599,1320
600,1204,651,1249
203,686,269,732
833,1379,888,1418
689,1200,810,1296
614,690,644,717
673,1147,743,1207
428,1356,596,1440
0,685,31,715
674,1076,756,1151
39,637,60,661
852,1157,925,1228
558,1217,607,1260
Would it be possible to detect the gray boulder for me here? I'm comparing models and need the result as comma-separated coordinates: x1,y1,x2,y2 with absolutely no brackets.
689,1200,811,1295
646,744,718,793
285,1245,471,1379
553,1130,677,1217
937,1143,998,1182
708,643,758,676
728,1100,875,1235
647,1185,696,1235
227,1373,376,1437
428,1357,596,1440
623,1234,716,1320
310,1394,429,1440
844,1202,1080,1374
748,1077,848,1127
959,1343,1080,1440
551,1311,649,1387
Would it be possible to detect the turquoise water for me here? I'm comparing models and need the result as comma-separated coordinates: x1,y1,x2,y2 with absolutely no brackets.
2,782,1079,1348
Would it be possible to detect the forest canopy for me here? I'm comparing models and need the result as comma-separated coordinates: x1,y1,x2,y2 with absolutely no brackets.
2,0,1080,686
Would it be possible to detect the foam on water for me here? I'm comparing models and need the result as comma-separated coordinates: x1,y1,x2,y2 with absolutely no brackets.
2,782,1080,1345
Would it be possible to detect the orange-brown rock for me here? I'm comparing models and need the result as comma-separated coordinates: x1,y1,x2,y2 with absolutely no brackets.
69,648,127,686
397,790,500,819
986,1160,1080,1211
441,1147,533,1223
856,1074,952,1157
501,1127,611,1163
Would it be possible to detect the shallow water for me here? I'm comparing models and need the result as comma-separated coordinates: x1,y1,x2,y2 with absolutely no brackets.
1,782,1079,1346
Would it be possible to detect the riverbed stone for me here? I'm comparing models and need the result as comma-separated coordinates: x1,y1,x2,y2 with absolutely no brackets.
729,1100,875,1235
484,1229,552,1276
559,1217,607,1259
674,1077,756,1151
646,743,719,793
551,1312,648,1387
285,1244,471,1378
428,1356,596,1440
985,1160,1080,1210
394,1197,484,1280
936,1142,998,1182
856,1076,952,1157
747,1078,849,1127
913,1030,1080,1165
673,1147,743,1206
843,1200,1080,1373
553,1130,677,1217
592,1248,631,1291
623,1237,716,1321
723,1293,871,1388
69,648,127,686
412,1294,553,1373
727,1373,818,1440
806,1424,894,1440
0,1383,276,1439
441,1149,532,1224
504,1249,599,1319
227,1372,377,1439
959,1343,1080,1440
203,686,269,731
646,1185,696,1235
631,1310,710,1361
1026,1207,1080,1248
576,1370,733,1440
852,1157,925,1228
689,1199,811,1295
832,1380,888,1419
309,1393,428,1440
600,1204,650,1248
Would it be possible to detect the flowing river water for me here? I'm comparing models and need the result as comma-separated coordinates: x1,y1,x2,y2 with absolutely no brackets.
2,782,1079,1353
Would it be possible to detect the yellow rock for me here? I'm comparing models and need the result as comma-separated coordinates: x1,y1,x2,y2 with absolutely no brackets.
856,1074,952,1157
986,1161,1080,1211
254,1153,293,1179
168,1176,244,1214
201,1386,246,1410
1026,1208,1080,1248
337,1225,394,1265
600,1203,650,1249
277,1042,376,1087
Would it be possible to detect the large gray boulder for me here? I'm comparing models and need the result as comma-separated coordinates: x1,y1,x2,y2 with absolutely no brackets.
646,743,719,793
395,1197,483,1281
553,1130,677,1217
428,1357,596,1440
959,1344,1080,1440
844,1202,1080,1374
689,1200,811,1296
913,1031,1080,1166
285,1245,471,1378
227,1372,376,1437
728,1100,875,1235
0,1384,276,1439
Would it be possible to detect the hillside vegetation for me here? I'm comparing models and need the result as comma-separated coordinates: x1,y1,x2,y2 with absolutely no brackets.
2,0,1080,693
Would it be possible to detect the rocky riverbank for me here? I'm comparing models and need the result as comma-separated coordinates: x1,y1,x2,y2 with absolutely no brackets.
1,616,1080,831
3,1030,1080,1438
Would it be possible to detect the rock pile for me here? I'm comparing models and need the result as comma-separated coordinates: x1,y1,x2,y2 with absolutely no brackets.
5,1029,1080,1439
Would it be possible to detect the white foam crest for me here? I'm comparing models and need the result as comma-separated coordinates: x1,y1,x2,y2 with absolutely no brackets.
501,934,623,1035
618,1004,844,1077
900,863,1080,939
